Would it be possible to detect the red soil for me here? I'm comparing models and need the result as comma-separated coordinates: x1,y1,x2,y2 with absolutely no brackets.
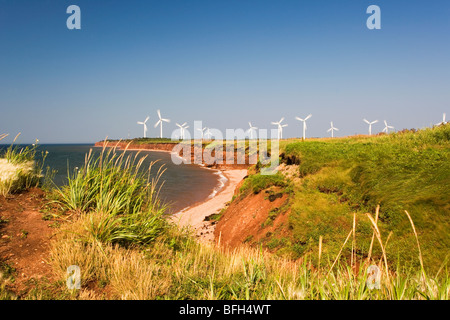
0,188,56,295
214,184,291,249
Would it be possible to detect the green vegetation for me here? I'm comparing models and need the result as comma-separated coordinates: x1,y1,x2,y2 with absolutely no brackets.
270,125,449,273
52,145,168,247
0,133,47,196
239,172,287,195
1,127,449,300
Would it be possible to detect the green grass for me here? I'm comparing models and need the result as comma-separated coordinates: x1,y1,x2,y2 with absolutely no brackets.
52,145,168,247
47,218,449,300
276,124,450,273
2,128,449,300
239,172,289,196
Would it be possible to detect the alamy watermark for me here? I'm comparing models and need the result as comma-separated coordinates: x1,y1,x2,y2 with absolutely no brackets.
66,265,81,290
366,265,381,290
169,121,279,175
65,5,381,31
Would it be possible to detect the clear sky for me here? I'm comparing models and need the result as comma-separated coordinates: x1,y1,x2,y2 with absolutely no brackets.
0,0,449,143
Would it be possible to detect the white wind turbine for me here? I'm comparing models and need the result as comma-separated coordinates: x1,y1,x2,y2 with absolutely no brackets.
382,120,394,134
176,122,189,140
435,113,447,126
247,122,258,139
295,114,312,140
196,126,207,140
327,121,339,138
154,110,170,138
271,117,287,140
363,118,378,135
137,116,149,138
205,128,212,140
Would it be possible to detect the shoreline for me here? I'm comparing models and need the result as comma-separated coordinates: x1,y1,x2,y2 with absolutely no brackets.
170,168,248,243
94,144,248,243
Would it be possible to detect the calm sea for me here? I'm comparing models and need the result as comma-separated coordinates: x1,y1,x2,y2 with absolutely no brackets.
1,144,222,213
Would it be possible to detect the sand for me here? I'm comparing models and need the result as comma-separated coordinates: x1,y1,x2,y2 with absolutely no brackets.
170,168,248,243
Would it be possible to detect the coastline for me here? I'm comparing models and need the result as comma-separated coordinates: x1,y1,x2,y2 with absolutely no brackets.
170,168,248,243
94,142,249,243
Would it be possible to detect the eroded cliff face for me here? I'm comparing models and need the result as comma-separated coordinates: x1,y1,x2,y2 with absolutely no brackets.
94,141,176,151
94,140,251,170
214,184,291,249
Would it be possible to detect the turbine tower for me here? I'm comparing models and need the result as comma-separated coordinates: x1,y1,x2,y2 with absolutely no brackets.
196,127,207,140
382,120,394,134
363,118,378,135
154,110,170,138
271,117,287,140
435,113,447,126
176,122,189,140
137,116,149,138
247,122,258,139
205,128,212,140
327,121,339,138
295,114,312,140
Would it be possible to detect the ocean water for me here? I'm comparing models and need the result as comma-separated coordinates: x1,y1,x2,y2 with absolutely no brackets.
1,144,222,213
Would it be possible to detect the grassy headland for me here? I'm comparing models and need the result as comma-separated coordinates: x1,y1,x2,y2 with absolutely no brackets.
232,125,449,276
0,127,449,299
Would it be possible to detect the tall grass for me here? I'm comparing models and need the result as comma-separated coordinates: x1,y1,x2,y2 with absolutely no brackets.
52,141,168,247
42,136,450,300
47,215,449,300
0,133,47,196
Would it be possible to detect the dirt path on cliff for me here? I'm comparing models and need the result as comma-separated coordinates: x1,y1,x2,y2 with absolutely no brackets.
0,188,56,296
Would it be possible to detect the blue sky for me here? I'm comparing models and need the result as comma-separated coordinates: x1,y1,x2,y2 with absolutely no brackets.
0,0,449,143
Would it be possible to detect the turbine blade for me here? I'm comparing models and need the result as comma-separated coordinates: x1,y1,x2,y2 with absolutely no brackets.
305,114,312,120
137,121,144,124
144,116,149,123
363,119,370,124
154,120,161,128
295,117,302,121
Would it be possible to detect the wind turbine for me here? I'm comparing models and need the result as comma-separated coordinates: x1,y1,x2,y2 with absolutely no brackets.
137,116,149,138
295,114,312,140
247,122,258,139
363,118,378,135
154,110,170,138
327,121,339,138
382,120,394,134
176,122,189,140
196,126,207,140
271,117,287,140
435,113,447,126
205,128,212,140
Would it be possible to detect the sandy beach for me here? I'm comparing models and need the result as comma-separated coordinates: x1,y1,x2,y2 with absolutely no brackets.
170,168,248,243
